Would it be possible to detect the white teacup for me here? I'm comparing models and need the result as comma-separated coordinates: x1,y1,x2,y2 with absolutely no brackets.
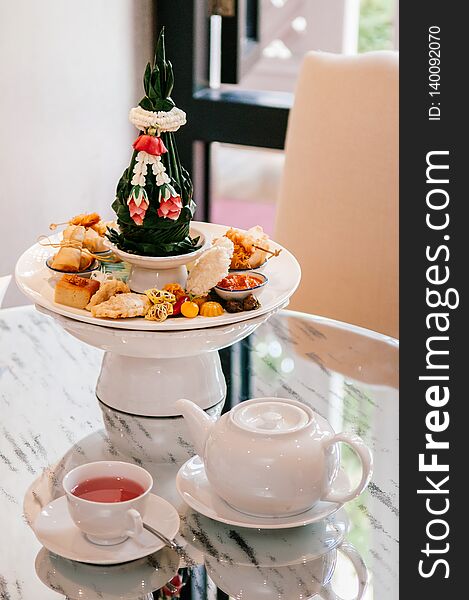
62,461,153,546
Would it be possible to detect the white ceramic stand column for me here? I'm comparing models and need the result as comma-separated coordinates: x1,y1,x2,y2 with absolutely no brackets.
96,352,226,416
37,306,278,461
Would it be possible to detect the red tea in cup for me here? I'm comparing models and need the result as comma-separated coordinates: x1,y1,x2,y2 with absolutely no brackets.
71,476,145,503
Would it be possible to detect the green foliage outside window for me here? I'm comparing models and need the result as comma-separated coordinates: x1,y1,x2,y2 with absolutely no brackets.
359,0,395,52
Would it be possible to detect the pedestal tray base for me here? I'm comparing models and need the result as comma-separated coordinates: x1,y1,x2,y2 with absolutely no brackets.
38,305,279,417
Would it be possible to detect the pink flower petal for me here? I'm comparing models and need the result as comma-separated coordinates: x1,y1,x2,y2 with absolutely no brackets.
128,195,148,224
157,195,182,220
129,203,141,217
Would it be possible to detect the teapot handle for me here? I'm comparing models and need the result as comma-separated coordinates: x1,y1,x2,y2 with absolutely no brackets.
320,541,369,600
321,433,373,504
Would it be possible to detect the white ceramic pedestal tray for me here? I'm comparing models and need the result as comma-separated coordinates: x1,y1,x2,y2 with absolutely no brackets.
35,302,283,461
15,221,301,331
37,305,280,419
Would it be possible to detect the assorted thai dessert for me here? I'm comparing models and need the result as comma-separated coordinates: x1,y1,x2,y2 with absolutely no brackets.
44,30,283,323
52,232,266,321
47,205,283,321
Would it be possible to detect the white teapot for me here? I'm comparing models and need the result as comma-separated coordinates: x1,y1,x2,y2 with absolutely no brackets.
176,397,373,517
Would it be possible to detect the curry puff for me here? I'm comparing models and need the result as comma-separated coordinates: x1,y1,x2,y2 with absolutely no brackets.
90,293,151,319
86,279,130,310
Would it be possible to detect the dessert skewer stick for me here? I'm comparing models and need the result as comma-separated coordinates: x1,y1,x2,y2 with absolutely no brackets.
252,245,282,259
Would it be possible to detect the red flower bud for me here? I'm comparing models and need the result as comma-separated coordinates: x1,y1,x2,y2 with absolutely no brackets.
133,134,167,156
157,195,183,221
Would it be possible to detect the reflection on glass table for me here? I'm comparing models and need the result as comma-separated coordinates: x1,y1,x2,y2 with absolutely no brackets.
0,306,398,599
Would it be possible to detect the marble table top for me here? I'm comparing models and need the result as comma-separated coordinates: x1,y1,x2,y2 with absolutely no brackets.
0,305,399,599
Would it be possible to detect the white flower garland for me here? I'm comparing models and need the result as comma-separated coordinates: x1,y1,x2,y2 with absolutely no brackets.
131,151,171,187
129,106,186,133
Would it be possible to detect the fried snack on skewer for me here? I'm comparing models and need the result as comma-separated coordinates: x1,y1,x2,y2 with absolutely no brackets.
50,213,116,238
69,213,101,228
224,226,281,270
91,220,117,237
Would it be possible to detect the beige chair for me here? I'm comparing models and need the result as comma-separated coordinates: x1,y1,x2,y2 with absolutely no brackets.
275,51,398,339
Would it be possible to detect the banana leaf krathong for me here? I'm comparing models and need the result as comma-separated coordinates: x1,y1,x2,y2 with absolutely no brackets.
109,28,197,256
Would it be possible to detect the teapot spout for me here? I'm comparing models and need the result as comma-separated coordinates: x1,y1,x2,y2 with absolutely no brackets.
176,398,214,458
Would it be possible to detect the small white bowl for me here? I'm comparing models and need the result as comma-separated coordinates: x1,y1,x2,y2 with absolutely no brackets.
46,257,100,279
215,271,268,301
107,227,207,292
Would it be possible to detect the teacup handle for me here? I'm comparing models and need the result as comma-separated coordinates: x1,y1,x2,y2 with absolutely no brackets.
321,433,373,504
321,541,369,600
125,508,144,538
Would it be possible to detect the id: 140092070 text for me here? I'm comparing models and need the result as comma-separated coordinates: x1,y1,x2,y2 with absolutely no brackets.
428,25,441,121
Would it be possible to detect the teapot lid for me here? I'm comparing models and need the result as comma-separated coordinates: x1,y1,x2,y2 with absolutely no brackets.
232,399,311,434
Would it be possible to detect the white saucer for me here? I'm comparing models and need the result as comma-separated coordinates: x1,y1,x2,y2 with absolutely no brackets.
176,456,347,529
180,507,349,566
35,546,180,600
33,493,180,565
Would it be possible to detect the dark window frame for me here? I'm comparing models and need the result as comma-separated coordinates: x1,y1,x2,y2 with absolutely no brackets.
156,0,291,220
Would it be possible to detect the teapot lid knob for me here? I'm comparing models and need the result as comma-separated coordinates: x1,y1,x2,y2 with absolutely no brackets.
232,400,310,434
259,411,283,430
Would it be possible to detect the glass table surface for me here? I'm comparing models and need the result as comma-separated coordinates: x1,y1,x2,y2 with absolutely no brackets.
0,306,398,600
